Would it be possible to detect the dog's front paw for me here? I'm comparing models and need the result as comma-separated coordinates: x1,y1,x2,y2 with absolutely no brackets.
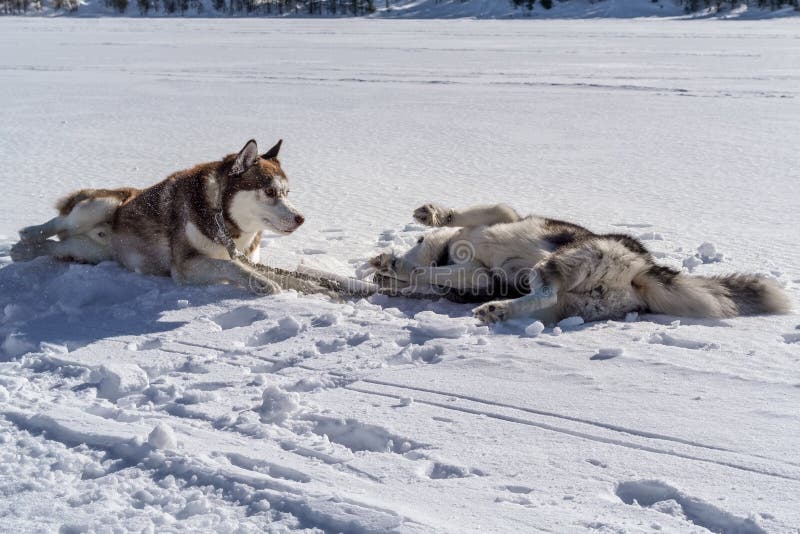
249,275,281,296
10,240,49,263
413,203,452,227
472,301,512,324
282,277,333,297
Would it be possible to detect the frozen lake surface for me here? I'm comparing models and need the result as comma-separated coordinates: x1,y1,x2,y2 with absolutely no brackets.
1,18,799,532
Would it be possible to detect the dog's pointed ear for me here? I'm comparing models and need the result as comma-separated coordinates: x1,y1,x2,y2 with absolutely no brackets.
230,139,259,176
261,139,282,160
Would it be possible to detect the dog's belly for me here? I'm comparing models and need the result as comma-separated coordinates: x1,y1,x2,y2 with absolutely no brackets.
111,232,171,276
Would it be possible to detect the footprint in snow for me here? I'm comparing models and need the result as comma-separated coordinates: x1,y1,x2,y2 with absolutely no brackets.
616,480,766,534
211,306,268,330
781,332,800,344
426,462,487,479
500,485,533,494
316,338,347,354
611,222,653,229
307,416,426,454
648,332,720,351
591,347,624,361
246,316,304,346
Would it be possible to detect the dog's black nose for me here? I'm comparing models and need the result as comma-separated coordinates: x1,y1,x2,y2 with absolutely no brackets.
294,215,305,225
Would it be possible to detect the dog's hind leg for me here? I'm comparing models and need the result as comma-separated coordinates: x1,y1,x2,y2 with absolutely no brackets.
19,196,122,243
11,235,113,264
19,216,66,243
414,203,521,228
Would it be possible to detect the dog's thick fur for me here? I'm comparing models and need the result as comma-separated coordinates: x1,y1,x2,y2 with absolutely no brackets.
11,140,325,295
371,203,791,324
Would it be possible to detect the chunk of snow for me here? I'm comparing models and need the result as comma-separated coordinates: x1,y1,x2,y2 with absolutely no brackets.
178,389,219,404
557,316,584,329
698,242,723,263
148,422,177,450
259,386,299,424
524,321,545,337
682,255,703,271
96,364,150,401
179,496,212,518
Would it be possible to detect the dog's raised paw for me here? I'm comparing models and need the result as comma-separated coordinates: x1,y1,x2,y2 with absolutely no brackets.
369,252,396,273
413,203,451,227
472,301,511,324
18,225,48,243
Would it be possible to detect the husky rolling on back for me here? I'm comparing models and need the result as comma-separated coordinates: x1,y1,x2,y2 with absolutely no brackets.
371,203,791,324
11,139,326,295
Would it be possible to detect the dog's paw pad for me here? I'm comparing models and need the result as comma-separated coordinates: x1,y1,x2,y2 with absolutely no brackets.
472,302,509,324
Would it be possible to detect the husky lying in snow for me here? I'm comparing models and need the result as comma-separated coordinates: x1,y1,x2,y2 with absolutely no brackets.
371,203,791,324
11,140,327,295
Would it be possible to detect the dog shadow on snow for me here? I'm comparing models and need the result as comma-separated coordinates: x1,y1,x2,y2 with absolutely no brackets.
0,247,736,361
0,256,260,361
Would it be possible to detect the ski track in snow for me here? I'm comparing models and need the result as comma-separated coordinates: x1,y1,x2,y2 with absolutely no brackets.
1,18,799,533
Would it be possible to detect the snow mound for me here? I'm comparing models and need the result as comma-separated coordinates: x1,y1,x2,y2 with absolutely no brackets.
259,386,300,424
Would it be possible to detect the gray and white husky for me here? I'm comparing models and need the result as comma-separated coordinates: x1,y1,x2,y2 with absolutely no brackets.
11,139,326,295
371,203,791,324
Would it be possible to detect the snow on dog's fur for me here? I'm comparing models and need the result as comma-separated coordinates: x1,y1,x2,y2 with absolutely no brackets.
371,203,791,324
11,140,325,295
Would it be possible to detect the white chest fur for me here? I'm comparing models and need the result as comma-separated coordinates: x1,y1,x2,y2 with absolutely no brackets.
185,221,260,262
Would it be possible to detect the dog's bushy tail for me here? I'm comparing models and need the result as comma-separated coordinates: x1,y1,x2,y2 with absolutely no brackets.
55,188,138,216
637,270,791,318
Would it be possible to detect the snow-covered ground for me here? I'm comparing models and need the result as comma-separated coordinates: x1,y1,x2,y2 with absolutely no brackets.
1,18,799,533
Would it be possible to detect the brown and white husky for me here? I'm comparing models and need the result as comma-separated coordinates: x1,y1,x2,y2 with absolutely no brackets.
11,139,325,295
371,203,791,324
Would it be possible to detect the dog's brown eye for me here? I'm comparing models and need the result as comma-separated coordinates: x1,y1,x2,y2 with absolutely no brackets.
266,188,276,198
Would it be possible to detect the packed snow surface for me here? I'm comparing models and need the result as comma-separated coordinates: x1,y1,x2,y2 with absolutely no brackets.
1,18,799,533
